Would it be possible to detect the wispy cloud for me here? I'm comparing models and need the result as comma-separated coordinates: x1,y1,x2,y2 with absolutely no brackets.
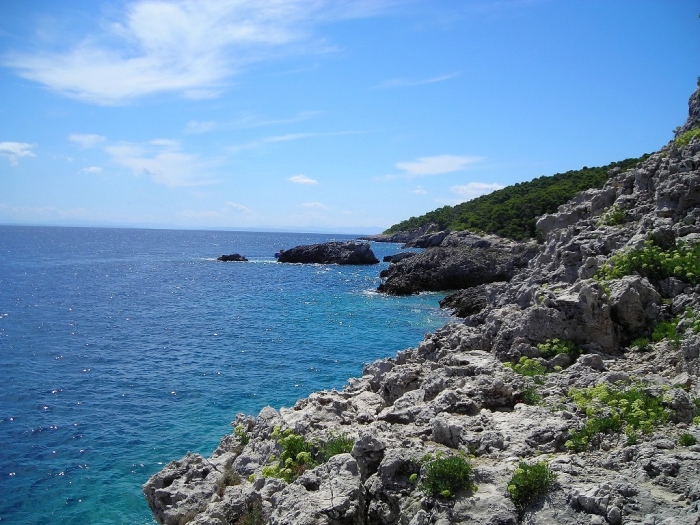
0,142,36,165
3,1,395,105
229,130,361,152
68,133,106,148
226,202,252,213
289,174,318,185
81,166,103,174
411,186,427,194
451,182,504,199
396,155,484,177
375,73,458,89
106,140,219,187
184,120,217,135
302,201,327,209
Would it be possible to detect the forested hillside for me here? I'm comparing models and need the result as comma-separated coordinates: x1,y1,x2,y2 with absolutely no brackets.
384,155,649,240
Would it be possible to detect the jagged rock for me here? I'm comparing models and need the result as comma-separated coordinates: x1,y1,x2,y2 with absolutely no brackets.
278,241,379,265
382,251,418,263
145,84,700,525
377,239,534,295
217,253,248,262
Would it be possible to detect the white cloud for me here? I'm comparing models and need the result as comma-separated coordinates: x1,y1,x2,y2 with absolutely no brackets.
0,142,36,165
375,73,458,89
4,0,395,105
184,120,217,134
396,155,485,177
289,174,318,185
68,133,106,148
411,186,427,194
81,166,103,174
105,141,218,187
226,202,252,213
451,182,504,199
149,138,180,148
302,201,327,209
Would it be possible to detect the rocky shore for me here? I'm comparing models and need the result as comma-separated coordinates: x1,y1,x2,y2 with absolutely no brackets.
144,86,700,525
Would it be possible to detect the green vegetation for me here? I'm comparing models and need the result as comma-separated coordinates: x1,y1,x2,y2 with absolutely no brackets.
675,128,700,147
261,428,356,483
262,427,316,483
318,433,354,461
565,382,671,452
629,336,651,351
234,424,251,446
420,453,475,498
383,156,648,240
507,461,557,509
595,240,700,285
597,204,626,226
678,433,697,446
537,338,580,360
504,356,548,381
521,385,542,405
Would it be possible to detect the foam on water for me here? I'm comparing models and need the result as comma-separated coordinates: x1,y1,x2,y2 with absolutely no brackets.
0,226,451,524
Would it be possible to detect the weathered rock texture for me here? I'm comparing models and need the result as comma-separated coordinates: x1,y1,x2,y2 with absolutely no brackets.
144,86,700,525
278,242,379,265
378,233,538,295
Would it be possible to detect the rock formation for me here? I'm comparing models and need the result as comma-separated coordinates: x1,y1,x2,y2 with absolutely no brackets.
277,241,379,265
217,254,249,262
144,85,700,525
378,233,538,296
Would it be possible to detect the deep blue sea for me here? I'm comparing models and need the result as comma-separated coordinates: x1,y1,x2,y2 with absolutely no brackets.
0,226,450,524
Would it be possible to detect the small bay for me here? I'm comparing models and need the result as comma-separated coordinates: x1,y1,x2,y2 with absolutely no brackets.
0,226,450,524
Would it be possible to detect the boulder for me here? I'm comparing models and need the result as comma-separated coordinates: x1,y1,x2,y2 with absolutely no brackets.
217,253,248,262
277,241,379,265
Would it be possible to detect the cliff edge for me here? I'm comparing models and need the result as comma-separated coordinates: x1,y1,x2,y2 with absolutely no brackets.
144,84,700,525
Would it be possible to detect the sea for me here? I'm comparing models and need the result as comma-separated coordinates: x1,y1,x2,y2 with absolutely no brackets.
0,226,452,524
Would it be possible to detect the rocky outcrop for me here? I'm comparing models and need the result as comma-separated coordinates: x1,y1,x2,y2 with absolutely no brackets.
145,85,700,525
217,253,248,262
277,242,379,265
361,223,442,245
377,234,538,295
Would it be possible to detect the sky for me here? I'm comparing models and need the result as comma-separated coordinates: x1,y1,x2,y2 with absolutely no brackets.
0,1,698,234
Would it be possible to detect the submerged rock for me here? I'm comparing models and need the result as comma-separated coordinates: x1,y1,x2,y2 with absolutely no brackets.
277,241,379,265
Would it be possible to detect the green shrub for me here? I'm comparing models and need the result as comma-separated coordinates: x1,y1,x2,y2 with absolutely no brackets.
504,356,548,379
507,461,557,509
678,433,697,446
595,240,700,284
234,424,251,446
651,319,682,343
521,386,542,405
597,205,626,226
630,337,651,352
675,128,700,147
537,338,580,360
319,433,354,461
420,454,475,498
565,382,671,452
262,427,316,482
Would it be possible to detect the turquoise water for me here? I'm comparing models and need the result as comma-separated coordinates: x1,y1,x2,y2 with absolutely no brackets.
0,226,450,524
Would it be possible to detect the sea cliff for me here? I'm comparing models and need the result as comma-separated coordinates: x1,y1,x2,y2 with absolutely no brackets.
144,85,700,525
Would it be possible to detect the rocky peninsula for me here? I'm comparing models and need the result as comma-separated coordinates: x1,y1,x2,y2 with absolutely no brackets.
144,85,700,525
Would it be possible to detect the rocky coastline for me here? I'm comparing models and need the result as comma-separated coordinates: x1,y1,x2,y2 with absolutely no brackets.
144,86,700,525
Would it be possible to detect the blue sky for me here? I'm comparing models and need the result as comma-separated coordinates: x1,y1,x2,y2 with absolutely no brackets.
0,0,698,234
